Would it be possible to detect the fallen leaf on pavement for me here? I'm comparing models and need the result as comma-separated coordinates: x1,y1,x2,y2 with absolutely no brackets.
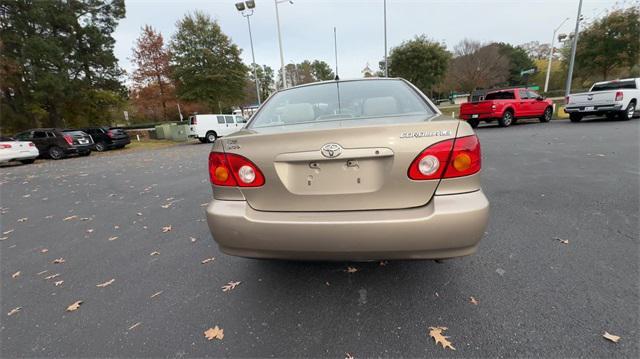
40,248,49,253
86,229,94,233
36,270,48,275
190,237,197,242
204,326,224,340
12,271,20,278
17,217,28,222
63,215,78,221
137,212,143,216
108,236,119,241
7,307,21,316
54,280,64,286
150,290,163,298
428,326,456,350
200,203,208,207
603,331,621,343
0,236,8,241
345,353,354,359
96,279,115,288
44,273,60,280
3,229,15,235
66,300,83,312
222,281,241,292
201,257,215,264
128,322,141,331
162,225,172,233
52,258,65,264
469,296,479,305
150,251,160,256
161,203,171,209
345,266,359,273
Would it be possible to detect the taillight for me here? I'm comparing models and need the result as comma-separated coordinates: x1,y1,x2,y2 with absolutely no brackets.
28,142,35,147
107,130,115,138
209,152,264,187
491,104,496,110
408,135,481,180
0,144,12,149
192,118,197,125
615,91,623,101
63,135,74,145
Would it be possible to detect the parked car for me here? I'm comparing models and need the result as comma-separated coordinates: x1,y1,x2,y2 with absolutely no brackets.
188,114,248,143
205,78,489,260
14,128,93,160
0,136,39,164
79,127,131,151
459,88,554,128
565,78,639,122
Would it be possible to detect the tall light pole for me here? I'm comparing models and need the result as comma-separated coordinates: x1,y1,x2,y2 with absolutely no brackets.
543,17,569,93
275,0,293,88
235,1,260,105
383,0,388,77
565,0,583,97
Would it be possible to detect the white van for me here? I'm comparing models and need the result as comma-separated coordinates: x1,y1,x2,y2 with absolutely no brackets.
188,114,247,143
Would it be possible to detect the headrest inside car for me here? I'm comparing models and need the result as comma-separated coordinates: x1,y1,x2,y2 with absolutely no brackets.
363,96,399,116
281,103,315,124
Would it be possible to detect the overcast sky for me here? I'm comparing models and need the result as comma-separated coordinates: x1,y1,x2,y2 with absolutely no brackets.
113,0,616,80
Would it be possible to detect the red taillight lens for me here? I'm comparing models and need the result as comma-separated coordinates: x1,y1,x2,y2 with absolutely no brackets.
63,135,73,145
615,91,623,101
107,130,115,138
28,142,35,147
408,135,481,180
208,152,264,187
0,144,12,149
192,118,197,125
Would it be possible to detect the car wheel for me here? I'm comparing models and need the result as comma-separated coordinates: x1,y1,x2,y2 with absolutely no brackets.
540,107,553,123
498,110,513,127
20,159,35,164
467,119,480,128
95,141,106,152
569,113,582,123
48,146,64,160
621,101,636,121
198,137,207,143
80,151,91,157
206,132,217,143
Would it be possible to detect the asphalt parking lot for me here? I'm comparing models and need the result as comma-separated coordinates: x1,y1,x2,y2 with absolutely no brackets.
1,117,638,358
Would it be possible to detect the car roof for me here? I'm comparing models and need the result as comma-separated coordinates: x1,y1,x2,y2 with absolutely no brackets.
592,78,639,85
278,77,404,92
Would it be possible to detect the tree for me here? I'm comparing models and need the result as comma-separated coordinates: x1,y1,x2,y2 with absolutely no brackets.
445,39,510,93
170,11,247,112
519,41,552,60
311,60,335,81
1,0,126,132
573,7,640,80
131,25,173,120
495,43,536,85
277,60,335,87
244,64,275,105
386,35,451,93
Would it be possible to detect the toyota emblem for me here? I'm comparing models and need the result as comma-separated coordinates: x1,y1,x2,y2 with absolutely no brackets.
321,143,343,158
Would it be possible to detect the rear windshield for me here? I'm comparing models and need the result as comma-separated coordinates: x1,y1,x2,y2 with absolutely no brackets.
591,80,637,91
248,80,434,129
485,91,515,100
62,131,86,136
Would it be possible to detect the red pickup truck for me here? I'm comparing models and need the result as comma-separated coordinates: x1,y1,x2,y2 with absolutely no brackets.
459,88,554,128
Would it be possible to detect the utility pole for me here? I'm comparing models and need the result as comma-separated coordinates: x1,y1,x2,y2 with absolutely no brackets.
383,0,388,77
565,0,583,97
235,1,261,104
544,17,569,93
275,0,292,88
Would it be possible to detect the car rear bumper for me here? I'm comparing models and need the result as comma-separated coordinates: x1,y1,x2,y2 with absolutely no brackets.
565,104,623,114
206,190,489,260
0,149,39,163
108,138,131,148
460,112,496,120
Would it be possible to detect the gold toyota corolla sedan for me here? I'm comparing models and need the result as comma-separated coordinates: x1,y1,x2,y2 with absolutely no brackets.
206,78,489,260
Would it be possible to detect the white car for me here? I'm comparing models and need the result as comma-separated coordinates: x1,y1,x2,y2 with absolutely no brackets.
188,114,248,143
565,78,639,122
0,137,39,164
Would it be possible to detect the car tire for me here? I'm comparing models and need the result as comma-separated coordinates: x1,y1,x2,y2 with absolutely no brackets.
498,110,514,127
79,151,91,157
205,131,217,143
198,137,207,143
20,159,35,164
621,101,636,121
467,119,480,128
540,107,553,123
569,113,582,123
95,141,107,152
48,146,64,160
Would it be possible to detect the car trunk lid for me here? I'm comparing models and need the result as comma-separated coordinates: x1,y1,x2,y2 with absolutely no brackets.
219,118,459,212
460,101,496,116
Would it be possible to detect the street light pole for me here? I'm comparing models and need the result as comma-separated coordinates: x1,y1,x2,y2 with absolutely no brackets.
235,1,260,104
383,0,388,77
565,0,583,97
275,0,292,89
544,17,569,93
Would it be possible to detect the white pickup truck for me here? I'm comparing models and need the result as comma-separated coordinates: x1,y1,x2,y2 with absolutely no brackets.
565,78,639,122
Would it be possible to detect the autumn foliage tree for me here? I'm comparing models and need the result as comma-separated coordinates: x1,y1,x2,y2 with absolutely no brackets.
131,25,173,121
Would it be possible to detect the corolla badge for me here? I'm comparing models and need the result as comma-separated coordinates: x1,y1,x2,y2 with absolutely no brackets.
321,143,343,158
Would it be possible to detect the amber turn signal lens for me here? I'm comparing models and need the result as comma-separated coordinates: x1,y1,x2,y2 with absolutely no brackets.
214,167,229,182
452,153,472,171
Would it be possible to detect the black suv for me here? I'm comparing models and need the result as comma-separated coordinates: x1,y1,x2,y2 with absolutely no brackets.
15,128,93,160
79,127,131,152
